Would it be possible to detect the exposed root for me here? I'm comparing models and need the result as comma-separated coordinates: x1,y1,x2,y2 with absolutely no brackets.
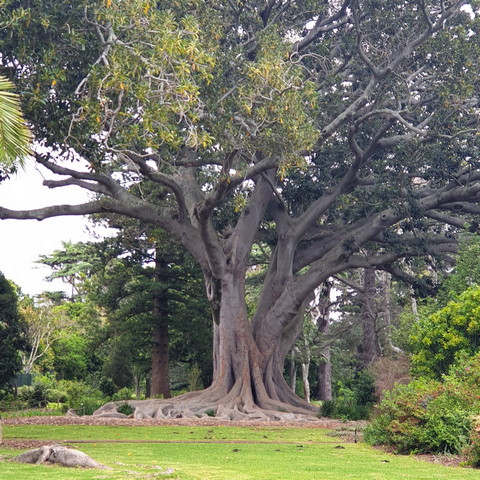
10,445,108,469
93,385,320,423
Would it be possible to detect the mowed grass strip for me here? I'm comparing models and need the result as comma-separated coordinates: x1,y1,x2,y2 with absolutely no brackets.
1,425,479,480
2,424,337,443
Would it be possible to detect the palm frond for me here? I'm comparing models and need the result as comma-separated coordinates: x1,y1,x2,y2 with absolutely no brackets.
0,75,32,167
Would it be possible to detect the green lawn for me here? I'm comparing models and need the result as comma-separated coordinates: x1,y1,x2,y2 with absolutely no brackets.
1,424,479,480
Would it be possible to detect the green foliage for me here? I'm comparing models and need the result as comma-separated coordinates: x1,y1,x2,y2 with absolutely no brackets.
2,0,480,417
112,387,133,401
464,427,480,468
14,375,69,409
437,235,480,306
85,228,213,391
116,401,134,416
186,364,204,392
63,380,106,415
99,376,117,397
410,286,480,378
364,364,480,455
52,333,88,380
20,384,49,408
321,370,376,420
0,273,26,390
0,74,31,166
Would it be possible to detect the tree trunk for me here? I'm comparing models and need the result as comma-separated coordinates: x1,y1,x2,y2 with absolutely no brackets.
317,352,332,402
382,272,403,355
289,349,297,392
358,268,379,368
133,371,141,399
314,284,333,402
300,343,311,403
150,250,171,399
200,272,317,418
95,269,318,421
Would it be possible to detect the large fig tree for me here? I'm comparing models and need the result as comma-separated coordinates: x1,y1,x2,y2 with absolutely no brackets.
1,0,480,420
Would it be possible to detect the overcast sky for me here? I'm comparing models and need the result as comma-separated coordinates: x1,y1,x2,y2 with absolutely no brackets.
0,160,98,296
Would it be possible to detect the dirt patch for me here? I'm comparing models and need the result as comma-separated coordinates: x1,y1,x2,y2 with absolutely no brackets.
2,414,360,429
414,453,468,468
1,439,51,450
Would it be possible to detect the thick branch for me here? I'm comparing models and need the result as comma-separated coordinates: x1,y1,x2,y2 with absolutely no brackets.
227,171,276,270
0,202,106,220
294,1,350,52
425,210,467,229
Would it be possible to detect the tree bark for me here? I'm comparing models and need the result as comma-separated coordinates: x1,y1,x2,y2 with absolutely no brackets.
358,268,380,368
11,445,107,469
150,249,171,399
300,340,311,403
315,285,333,402
289,349,297,392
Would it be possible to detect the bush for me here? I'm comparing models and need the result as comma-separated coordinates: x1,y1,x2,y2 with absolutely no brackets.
321,371,376,421
62,380,106,415
99,377,117,398
364,378,474,454
117,402,135,416
17,384,49,408
464,426,480,467
187,364,204,392
112,387,133,401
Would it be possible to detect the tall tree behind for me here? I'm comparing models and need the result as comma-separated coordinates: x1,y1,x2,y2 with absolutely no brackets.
315,284,334,402
42,228,213,396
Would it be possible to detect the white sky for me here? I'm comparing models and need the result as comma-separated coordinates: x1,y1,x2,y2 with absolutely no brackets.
0,159,98,296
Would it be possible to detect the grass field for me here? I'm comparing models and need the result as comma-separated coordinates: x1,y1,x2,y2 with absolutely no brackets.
1,424,479,480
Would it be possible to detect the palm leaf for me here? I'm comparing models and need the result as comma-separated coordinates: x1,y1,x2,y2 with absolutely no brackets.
0,75,31,166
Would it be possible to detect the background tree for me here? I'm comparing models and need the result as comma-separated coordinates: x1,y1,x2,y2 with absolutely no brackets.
0,273,26,391
40,224,212,397
1,1,480,419
19,292,106,381
19,294,67,374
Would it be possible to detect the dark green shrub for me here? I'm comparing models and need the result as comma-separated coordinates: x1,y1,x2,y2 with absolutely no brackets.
320,400,336,418
117,402,134,416
364,378,474,454
99,377,117,397
321,371,376,421
30,384,49,407
187,365,204,391
17,384,49,408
